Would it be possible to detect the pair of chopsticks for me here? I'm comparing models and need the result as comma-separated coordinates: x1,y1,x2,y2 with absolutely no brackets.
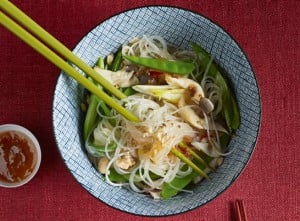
234,199,248,221
0,0,139,122
0,1,210,176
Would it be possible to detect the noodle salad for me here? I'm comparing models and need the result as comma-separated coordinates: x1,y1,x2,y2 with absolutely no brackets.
82,36,240,199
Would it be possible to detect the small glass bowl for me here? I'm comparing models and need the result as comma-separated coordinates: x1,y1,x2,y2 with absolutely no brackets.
0,124,41,188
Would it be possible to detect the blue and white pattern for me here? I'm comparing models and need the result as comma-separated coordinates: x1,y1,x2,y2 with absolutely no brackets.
52,6,261,216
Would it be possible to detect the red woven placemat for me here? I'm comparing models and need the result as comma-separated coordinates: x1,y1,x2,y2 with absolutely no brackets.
0,1,299,220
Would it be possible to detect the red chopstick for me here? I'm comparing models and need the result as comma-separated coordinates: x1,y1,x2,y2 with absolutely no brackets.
234,199,248,221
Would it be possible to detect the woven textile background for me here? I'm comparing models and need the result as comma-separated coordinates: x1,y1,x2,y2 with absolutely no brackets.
0,0,299,220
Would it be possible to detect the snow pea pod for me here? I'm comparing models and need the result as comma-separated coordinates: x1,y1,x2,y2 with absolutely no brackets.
83,58,106,140
124,55,195,75
191,43,240,131
108,168,130,182
83,94,99,140
161,151,214,199
161,166,198,199
110,49,123,71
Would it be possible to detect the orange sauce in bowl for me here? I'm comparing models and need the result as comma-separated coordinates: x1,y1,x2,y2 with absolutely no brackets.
0,131,37,183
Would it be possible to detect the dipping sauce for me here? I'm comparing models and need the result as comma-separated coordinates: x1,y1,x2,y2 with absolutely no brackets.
0,131,37,183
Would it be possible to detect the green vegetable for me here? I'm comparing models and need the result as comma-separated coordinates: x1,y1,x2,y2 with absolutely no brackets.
98,100,111,116
219,133,231,149
171,148,209,180
95,57,105,68
160,166,198,199
161,151,213,199
191,42,240,131
85,56,117,131
108,168,129,182
87,142,117,156
124,55,195,75
110,49,123,71
132,85,184,103
178,142,215,172
83,57,108,140
83,94,99,140
97,100,116,126
123,87,136,96
161,169,205,200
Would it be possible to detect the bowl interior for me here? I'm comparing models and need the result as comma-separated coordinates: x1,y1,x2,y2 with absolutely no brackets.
53,6,260,216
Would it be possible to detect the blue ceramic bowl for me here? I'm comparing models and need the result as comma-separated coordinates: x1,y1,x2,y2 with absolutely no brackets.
53,6,261,216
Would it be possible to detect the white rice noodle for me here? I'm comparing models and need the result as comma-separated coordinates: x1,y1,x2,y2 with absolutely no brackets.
166,182,194,195
104,152,128,187
202,77,223,117
128,167,144,193
200,54,214,88
122,35,174,60
85,35,234,197
176,162,193,177
93,120,114,146
101,93,200,190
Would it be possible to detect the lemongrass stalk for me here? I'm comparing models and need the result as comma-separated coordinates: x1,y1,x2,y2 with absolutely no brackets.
171,148,210,180
178,142,215,172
